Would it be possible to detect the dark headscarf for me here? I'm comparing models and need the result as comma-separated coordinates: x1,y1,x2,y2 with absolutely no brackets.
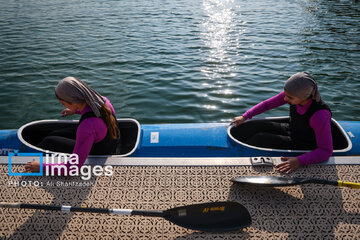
284,72,321,102
55,77,105,117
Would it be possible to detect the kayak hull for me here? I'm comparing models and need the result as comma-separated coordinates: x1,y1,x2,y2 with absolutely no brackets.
0,117,359,158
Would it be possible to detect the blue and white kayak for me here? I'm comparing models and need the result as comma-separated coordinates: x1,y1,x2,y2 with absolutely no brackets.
0,116,359,159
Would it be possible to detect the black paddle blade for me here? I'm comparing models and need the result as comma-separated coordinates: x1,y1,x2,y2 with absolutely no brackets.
163,201,251,232
231,176,300,187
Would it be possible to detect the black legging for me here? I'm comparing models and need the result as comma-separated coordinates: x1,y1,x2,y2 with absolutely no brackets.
37,127,77,153
231,120,293,149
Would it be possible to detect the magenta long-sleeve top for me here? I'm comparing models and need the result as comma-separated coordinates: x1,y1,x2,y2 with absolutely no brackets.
242,91,333,165
43,97,115,175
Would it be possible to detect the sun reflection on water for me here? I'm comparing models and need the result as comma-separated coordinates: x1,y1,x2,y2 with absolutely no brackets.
200,0,244,115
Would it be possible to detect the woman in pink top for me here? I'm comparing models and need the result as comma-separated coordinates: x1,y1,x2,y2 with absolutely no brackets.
231,72,333,174
25,77,120,174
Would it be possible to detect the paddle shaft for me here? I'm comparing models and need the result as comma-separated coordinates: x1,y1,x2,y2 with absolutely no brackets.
305,178,360,189
0,202,164,217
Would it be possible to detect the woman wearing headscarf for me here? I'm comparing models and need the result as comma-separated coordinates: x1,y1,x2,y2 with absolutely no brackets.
25,77,120,174
231,72,333,173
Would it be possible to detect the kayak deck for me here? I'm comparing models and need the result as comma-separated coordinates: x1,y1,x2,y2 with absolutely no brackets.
1,117,359,157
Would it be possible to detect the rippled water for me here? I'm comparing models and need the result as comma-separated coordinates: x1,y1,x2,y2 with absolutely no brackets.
0,0,359,129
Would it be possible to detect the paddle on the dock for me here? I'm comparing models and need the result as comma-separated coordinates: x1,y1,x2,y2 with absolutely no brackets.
0,201,251,232
231,176,360,189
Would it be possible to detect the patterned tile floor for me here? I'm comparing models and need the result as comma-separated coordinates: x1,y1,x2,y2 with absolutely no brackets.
1,164,360,239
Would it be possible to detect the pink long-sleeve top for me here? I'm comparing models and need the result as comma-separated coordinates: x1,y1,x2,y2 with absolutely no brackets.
43,97,115,176
242,91,333,165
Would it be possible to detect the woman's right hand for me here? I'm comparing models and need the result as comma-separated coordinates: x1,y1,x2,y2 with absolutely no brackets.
61,108,75,117
25,160,40,173
230,116,246,127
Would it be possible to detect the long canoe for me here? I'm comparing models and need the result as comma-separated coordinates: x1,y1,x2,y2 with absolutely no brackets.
0,117,359,160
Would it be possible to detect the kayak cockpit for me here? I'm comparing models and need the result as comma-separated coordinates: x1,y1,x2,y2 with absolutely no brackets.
228,117,352,153
18,119,140,156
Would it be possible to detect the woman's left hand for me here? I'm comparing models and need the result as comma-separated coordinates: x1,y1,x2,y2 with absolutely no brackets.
25,160,40,173
276,157,300,174
61,108,75,117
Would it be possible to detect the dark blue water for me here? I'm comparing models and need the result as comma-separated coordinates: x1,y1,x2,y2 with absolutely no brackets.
0,0,359,129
